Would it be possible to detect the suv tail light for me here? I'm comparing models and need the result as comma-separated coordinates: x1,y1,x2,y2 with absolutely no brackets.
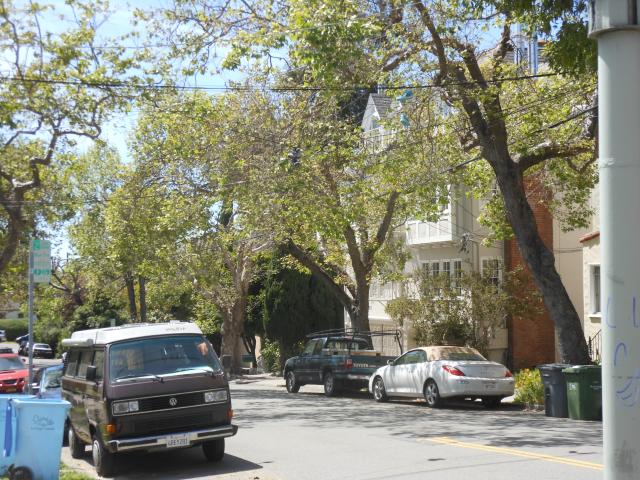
443,365,465,376
344,359,353,370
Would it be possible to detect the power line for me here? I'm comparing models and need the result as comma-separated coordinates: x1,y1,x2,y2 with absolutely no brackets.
0,72,562,93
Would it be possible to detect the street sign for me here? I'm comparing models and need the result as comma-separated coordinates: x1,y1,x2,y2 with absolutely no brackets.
30,239,51,283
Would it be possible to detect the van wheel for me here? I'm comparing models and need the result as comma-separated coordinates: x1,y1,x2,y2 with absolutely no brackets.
203,438,225,462
92,434,116,477
68,427,86,459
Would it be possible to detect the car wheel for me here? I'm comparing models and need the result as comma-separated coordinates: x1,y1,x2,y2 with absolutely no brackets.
482,396,502,409
285,371,300,393
424,379,442,408
323,371,341,397
92,434,116,477
372,377,388,402
68,427,86,459
202,438,225,462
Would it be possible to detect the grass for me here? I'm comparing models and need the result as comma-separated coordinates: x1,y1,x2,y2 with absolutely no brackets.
60,463,95,480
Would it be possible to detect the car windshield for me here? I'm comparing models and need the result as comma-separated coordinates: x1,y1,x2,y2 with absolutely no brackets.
109,335,221,383
436,347,486,361
43,368,62,389
0,356,24,370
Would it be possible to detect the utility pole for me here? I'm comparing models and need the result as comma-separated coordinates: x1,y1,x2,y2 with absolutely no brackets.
27,239,51,394
589,2,640,478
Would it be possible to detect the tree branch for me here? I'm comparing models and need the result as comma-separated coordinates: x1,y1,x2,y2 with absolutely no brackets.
515,141,593,174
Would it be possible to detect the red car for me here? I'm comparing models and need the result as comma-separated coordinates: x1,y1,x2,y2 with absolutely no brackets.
0,354,27,393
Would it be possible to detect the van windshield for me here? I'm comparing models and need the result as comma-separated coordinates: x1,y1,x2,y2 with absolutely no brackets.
109,335,221,383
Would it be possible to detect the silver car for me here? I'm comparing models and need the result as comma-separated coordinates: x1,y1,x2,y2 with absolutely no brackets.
368,346,514,408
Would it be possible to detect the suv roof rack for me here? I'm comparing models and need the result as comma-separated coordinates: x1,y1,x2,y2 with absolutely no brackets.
306,328,403,354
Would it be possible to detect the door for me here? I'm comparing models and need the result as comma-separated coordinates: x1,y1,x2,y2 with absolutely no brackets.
73,349,94,441
85,350,105,434
389,350,423,395
307,339,325,384
406,350,428,395
297,339,320,382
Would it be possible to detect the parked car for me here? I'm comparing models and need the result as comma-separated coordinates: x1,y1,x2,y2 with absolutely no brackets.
62,322,237,477
0,330,6,342
0,354,28,393
283,329,399,397
32,364,63,398
0,347,14,354
369,346,514,408
32,343,54,358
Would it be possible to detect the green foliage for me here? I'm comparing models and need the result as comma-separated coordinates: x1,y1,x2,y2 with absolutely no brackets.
0,319,28,341
386,266,540,354
262,258,342,361
260,340,281,374
513,368,544,407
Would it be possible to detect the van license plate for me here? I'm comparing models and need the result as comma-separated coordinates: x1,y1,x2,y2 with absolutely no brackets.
166,434,189,448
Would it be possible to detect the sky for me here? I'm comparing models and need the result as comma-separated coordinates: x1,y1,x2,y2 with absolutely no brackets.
18,0,242,258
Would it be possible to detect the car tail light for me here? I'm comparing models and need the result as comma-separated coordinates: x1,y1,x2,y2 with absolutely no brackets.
443,365,465,376
344,359,353,370
505,370,513,378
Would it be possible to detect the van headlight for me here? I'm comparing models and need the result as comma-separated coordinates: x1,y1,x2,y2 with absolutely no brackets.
204,390,228,403
112,400,139,415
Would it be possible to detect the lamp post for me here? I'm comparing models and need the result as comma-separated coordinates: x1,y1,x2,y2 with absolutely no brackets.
589,1,640,478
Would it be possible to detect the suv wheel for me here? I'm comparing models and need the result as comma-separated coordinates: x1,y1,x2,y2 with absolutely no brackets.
203,438,225,462
285,371,300,393
92,434,116,477
323,371,341,397
68,427,86,459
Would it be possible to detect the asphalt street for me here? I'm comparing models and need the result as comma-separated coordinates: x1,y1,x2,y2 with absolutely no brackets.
62,375,603,480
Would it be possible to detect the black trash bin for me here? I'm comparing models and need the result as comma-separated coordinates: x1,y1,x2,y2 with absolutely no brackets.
538,364,571,418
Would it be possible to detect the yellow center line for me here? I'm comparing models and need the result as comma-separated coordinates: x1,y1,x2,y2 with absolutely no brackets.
422,437,603,471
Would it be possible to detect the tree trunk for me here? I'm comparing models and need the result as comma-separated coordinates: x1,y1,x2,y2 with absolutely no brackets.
352,276,371,332
0,206,24,275
492,163,591,364
221,297,247,374
124,272,137,321
138,276,147,323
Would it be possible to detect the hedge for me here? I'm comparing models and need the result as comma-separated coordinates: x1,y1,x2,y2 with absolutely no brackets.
0,319,29,341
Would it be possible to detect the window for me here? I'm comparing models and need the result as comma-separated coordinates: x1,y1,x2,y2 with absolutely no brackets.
303,340,320,355
482,258,502,287
77,350,92,379
65,350,80,377
453,260,463,295
442,261,451,278
93,350,105,381
592,265,601,314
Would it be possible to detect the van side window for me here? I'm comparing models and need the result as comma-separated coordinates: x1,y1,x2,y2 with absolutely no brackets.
77,350,92,379
93,350,104,381
65,350,79,377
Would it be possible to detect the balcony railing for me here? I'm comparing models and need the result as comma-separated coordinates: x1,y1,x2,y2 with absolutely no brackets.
405,217,453,245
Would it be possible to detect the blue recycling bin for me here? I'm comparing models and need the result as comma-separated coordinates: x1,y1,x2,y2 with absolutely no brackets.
0,394,35,476
4,397,70,480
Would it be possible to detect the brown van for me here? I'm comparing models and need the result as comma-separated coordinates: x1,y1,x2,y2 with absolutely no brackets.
61,322,237,477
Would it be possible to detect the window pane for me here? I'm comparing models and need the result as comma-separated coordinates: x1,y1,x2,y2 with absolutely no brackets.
77,350,92,378
93,350,104,381
593,266,601,313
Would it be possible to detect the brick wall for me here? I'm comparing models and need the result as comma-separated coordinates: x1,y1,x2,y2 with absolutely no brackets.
506,179,557,370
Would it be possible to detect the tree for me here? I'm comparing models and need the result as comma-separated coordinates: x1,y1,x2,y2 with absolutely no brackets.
0,1,140,275
386,266,540,356
130,92,275,372
153,0,597,363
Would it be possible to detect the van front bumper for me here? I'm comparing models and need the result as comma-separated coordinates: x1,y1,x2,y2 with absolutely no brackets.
108,424,238,452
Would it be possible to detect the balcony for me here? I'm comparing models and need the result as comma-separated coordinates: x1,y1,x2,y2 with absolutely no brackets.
405,216,454,245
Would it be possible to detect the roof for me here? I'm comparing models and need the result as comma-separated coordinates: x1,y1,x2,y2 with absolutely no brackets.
369,93,393,117
63,322,203,346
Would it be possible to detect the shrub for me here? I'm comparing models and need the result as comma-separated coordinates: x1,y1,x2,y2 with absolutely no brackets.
514,368,544,407
0,319,29,341
260,340,281,374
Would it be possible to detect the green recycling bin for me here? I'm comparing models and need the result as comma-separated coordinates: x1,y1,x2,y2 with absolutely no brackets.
562,365,602,421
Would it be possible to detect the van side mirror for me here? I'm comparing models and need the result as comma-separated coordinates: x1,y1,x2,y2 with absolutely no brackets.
85,365,97,382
